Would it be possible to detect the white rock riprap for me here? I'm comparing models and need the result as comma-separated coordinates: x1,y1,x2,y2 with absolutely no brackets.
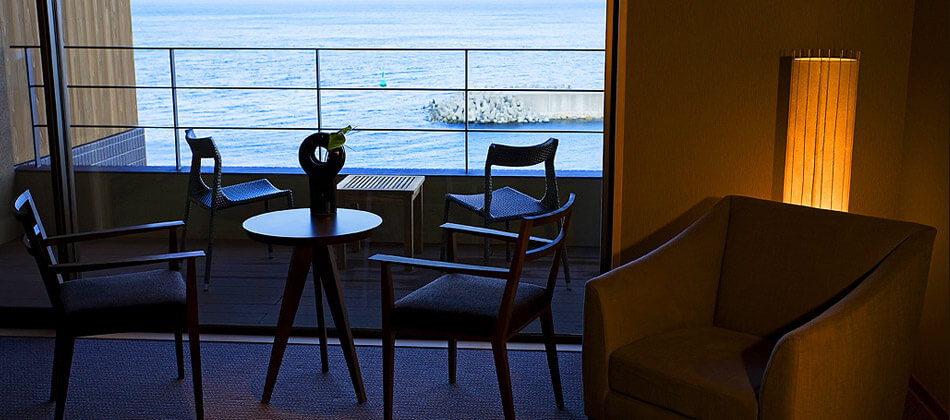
426,92,603,124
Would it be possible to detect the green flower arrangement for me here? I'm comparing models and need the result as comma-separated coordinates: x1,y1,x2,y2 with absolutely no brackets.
327,125,353,150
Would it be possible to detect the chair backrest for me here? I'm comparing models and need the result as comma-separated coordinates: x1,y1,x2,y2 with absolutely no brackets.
484,138,559,211
184,129,223,201
11,190,64,310
496,193,575,329
713,195,931,338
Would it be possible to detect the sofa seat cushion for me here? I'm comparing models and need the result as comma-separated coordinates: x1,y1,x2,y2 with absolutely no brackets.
392,273,547,337
609,326,774,420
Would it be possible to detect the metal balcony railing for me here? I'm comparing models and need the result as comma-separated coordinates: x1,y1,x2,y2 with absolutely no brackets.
11,45,605,173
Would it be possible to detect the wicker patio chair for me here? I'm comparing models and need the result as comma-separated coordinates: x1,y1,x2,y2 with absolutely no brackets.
442,138,571,287
181,129,294,290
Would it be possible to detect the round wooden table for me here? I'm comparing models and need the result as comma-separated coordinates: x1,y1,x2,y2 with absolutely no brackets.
243,208,382,404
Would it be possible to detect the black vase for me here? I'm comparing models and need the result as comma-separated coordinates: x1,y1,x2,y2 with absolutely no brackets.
299,132,345,216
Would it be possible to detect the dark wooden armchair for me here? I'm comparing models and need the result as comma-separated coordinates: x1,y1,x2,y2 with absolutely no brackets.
371,193,575,420
12,190,206,420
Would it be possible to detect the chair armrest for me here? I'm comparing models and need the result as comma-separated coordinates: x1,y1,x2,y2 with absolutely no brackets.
583,199,730,419
49,250,205,274
758,229,935,420
45,221,185,245
368,254,509,278
440,223,552,245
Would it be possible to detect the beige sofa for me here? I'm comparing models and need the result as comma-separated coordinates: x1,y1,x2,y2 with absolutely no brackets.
583,196,936,420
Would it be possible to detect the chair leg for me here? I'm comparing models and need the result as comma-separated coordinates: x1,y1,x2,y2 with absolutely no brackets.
491,339,516,420
561,252,572,289
557,220,572,289
203,207,216,291
264,200,274,258
49,330,73,402
505,220,512,262
175,328,185,379
383,332,395,420
186,261,205,420
49,334,61,402
180,201,192,252
188,327,204,420
448,338,457,384
440,199,452,261
483,219,491,265
52,332,75,420
541,310,564,409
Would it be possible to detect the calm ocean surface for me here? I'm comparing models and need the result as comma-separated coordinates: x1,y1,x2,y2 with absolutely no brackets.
130,0,606,172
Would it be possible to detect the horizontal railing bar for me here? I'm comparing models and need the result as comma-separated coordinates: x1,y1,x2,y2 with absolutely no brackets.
35,84,605,94
454,128,604,134
58,124,603,134
463,88,603,93
10,45,604,52
52,84,462,92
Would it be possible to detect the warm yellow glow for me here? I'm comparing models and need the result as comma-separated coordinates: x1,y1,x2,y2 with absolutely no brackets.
783,54,860,211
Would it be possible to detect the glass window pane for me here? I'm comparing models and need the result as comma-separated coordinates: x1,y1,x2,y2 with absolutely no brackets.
143,128,177,166
175,89,317,129
468,127,603,174
133,49,171,88
321,90,457,130
135,87,173,127
469,51,605,90
172,50,315,88
345,131,465,170
320,50,463,89
199,129,302,167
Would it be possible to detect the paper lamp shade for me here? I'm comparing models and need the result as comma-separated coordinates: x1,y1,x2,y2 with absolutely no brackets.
783,51,860,211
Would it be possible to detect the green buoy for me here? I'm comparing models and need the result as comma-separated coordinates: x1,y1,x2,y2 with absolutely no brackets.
379,72,387,87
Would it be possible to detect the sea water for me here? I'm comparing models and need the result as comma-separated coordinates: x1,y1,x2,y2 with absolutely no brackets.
130,0,607,172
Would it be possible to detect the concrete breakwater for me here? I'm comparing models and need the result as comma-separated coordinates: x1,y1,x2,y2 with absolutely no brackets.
426,92,604,124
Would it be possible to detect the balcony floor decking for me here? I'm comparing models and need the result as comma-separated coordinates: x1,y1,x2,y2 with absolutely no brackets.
0,237,596,336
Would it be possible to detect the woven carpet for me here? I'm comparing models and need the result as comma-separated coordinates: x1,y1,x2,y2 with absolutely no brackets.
0,336,583,419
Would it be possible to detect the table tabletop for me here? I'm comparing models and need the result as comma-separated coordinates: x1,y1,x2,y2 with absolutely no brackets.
243,208,382,247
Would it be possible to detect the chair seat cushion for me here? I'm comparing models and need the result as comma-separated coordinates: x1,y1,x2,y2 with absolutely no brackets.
392,273,548,337
195,179,288,208
447,187,550,221
609,326,774,420
60,269,186,331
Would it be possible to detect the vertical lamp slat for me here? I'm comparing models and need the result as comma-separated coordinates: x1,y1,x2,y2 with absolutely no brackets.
783,59,801,205
802,58,820,207
819,56,840,209
783,51,859,212
813,55,828,207
842,55,860,211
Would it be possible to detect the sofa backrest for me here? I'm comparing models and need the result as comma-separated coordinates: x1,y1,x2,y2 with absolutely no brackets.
713,196,925,338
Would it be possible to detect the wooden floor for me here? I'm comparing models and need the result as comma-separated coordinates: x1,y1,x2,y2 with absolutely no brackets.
0,236,597,335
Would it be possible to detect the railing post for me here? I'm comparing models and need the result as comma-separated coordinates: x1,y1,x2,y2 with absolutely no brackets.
464,49,469,174
169,48,181,170
315,49,322,131
24,48,42,167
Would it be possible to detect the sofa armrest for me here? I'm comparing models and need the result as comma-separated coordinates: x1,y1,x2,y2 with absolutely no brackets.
758,228,935,420
583,198,731,419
